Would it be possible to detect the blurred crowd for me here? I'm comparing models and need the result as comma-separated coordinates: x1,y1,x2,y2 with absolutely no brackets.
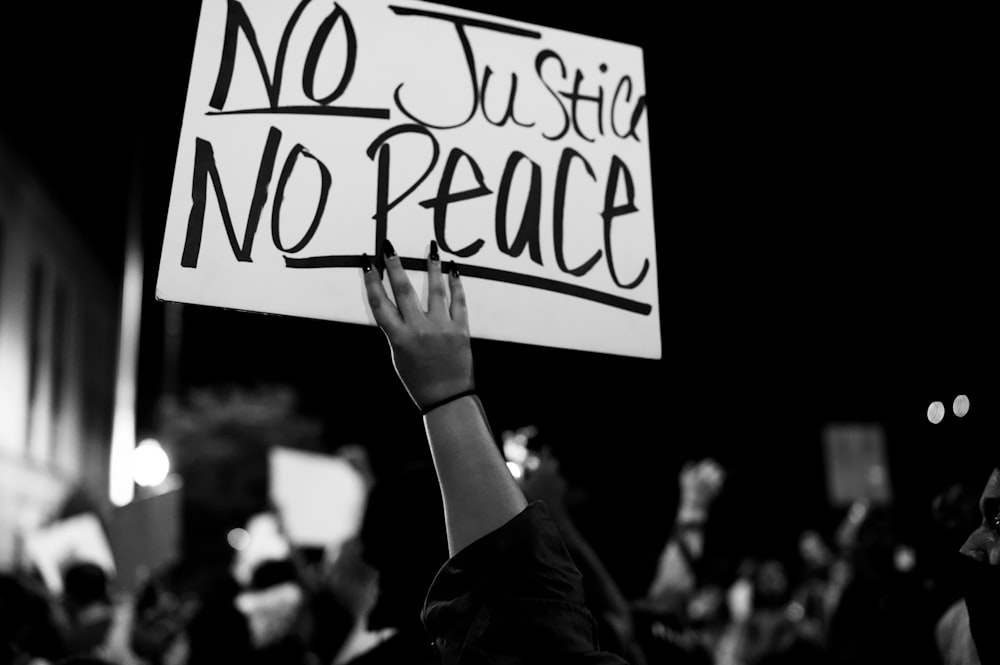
0,433,989,665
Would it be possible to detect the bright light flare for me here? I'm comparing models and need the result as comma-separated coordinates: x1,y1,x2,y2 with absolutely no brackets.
131,438,170,487
894,544,916,572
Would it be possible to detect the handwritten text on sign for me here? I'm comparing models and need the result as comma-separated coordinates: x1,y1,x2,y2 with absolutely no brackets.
156,0,661,358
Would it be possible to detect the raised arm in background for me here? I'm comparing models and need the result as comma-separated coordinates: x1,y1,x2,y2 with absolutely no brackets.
519,447,648,664
645,458,725,607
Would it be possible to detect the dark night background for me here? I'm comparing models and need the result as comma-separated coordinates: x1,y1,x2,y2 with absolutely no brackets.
1,1,995,596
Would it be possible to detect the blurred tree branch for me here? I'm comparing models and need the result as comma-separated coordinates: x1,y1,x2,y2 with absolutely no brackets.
154,386,325,565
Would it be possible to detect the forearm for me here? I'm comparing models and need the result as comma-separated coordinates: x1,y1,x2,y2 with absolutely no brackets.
647,526,703,599
424,395,528,556
648,460,720,599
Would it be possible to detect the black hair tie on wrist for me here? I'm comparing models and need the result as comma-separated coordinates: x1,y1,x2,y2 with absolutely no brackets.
420,390,477,416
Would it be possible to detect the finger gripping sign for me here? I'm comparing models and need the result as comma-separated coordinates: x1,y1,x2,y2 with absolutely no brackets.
156,0,661,359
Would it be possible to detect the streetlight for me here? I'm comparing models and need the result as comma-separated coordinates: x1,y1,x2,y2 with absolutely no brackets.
131,438,170,488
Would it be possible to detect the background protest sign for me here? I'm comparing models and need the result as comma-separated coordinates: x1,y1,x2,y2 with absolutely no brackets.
269,446,367,548
822,423,893,507
24,513,117,595
156,0,660,359
108,484,182,592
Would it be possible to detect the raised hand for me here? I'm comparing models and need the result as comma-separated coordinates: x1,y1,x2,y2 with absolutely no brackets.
679,458,725,522
362,239,474,413
361,238,525,557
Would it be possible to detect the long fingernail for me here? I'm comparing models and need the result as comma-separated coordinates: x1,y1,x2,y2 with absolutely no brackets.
429,240,439,262
382,239,396,258
360,253,372,273
450,261,460,278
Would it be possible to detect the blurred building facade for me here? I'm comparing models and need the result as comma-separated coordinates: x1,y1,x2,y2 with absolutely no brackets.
0,140,118,566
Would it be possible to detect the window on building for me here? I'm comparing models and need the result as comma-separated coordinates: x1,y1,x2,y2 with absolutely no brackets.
82,308,114,450
0,220,5,310
51,283,68,420
26,261,46,449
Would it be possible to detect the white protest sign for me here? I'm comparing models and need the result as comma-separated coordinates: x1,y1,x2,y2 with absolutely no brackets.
269,446,367,548
156,0,660,359
822,423,892,506
24,513,117,595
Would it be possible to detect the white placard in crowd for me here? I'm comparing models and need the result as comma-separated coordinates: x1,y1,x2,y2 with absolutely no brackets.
269,446,367,548
822,423,892,506
23,513,117,595
156,0,660,359
108,484,182,592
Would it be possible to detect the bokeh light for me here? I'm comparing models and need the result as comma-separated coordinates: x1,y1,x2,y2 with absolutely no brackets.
953,394,970,417
894,544,916,572
227,527,251,551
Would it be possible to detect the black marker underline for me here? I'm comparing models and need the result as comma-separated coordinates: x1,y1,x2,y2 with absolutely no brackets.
284,254,652,315
389,6,543,39
207,106,391,119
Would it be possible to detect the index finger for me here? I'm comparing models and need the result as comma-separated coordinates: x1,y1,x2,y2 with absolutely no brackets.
362,254,403,336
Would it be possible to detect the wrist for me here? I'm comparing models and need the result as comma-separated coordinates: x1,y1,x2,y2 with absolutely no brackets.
676,503,708,525
408,373,475,411
420,389,477,415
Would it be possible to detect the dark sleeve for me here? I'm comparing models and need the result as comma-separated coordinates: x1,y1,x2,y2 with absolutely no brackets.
421,501,631,664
